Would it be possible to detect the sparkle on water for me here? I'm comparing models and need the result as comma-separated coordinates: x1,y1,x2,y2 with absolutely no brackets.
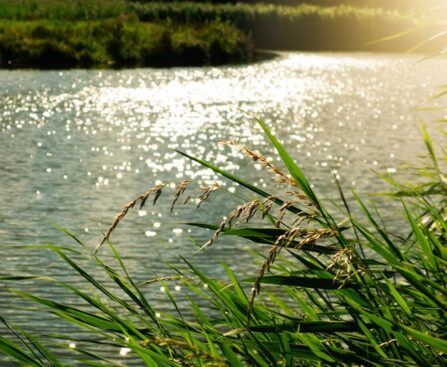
119,347,132,357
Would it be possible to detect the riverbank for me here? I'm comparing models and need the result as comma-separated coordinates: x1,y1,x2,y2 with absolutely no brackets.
0,0,440,68
0,19,252,68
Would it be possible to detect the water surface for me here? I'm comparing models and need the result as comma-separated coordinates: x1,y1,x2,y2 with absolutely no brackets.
0,52,446,362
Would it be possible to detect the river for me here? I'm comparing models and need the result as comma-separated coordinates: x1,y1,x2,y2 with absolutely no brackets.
0,52,445,363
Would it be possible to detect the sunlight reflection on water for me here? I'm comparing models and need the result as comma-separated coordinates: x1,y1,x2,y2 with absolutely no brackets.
1,52,445,268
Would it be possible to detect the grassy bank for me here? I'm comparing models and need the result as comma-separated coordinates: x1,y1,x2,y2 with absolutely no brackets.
0,18,252,68
0,0,441,68
1,121,447,366
131,2,425,51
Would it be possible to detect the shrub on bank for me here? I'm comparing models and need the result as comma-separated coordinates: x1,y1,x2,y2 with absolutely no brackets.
0,18,252,68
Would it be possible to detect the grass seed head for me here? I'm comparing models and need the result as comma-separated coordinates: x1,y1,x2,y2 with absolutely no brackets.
171,179,191,212
197,182,220,208
220,140,300,188
96,182,166,253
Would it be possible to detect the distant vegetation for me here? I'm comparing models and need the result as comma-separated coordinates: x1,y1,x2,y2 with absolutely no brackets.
0,0,440,20
0,18,251,68
130,2,423,51
0,0,130,20
128,0,444,9
0,0,441,68
0,0,254,68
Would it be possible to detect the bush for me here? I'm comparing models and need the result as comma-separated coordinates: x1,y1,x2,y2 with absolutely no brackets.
0,18,253,68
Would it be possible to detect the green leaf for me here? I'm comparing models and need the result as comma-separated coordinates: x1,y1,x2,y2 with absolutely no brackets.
185,223,338,254
220,345,244,367
225,320,370,335
385,280,412,315
250,275,360,289
255,118,318,205
175,150,303,215
402,325,447,354
0,335,43,367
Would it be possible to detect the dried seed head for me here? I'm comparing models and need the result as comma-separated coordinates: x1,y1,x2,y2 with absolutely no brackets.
247,227,299,322
225,200,260,227
235,200,260,225
197,182,220,208
275,201,295,227
247,235,284,323
220,141,317,212
183,195,192,205
261,197,276,219
247,225,337,322
197,219,226,253
299,227,336,246
171,180,191,212
220,140,299,188
139,183,167,209
291,212,316,226
96,183,166,253
287,190,314,206
326,247,357,286
198,199,262,253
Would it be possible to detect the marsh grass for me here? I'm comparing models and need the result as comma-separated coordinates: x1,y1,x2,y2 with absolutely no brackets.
130,0,445,10
1,118,447,366
0,0,130,21
131,2,427,51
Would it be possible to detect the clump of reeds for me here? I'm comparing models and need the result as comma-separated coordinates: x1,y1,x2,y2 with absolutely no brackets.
2,119,447,367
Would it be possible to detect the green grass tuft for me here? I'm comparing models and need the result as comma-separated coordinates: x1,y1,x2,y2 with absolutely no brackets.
1,119,447,366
